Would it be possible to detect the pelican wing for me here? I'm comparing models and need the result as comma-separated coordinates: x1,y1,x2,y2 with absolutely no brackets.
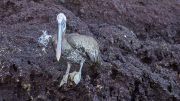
66,33,100,63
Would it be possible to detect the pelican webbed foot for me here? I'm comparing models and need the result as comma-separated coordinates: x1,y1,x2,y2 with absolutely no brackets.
69,71,81,85
69,60,85,85
59,73,69,87
59,62,71,87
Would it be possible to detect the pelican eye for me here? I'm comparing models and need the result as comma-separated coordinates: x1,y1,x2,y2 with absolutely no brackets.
61,19,66,30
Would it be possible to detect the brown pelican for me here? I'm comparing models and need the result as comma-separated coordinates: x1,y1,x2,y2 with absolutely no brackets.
53,13,101,87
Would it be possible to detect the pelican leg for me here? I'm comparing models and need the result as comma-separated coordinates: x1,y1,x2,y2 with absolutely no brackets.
69,59,85,85
59,62,71,87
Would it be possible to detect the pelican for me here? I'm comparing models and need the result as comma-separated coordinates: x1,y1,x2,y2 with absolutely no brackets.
53,13,101,87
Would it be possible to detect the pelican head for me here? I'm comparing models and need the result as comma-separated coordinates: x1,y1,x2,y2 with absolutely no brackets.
56,13,67,61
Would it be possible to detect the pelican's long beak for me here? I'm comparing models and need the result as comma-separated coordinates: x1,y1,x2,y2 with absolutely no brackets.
56,22,62,61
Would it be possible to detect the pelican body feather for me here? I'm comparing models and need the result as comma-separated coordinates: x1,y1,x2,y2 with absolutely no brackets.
53,33,101,65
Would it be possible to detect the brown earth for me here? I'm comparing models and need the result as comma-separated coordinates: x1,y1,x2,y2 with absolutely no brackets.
0,0,180,101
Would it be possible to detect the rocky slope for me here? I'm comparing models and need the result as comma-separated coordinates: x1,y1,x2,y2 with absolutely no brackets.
0,0,179,101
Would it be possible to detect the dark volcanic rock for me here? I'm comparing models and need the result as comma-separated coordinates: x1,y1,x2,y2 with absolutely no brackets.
0,0,179,101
